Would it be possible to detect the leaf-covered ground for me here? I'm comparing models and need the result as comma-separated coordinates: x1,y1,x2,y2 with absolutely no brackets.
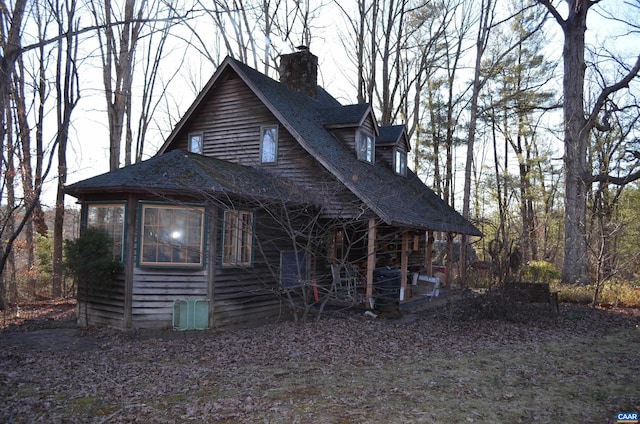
1,298,639,423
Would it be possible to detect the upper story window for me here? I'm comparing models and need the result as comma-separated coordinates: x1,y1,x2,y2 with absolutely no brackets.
139,204,205,268
86,203,126,262
260,125,278,163
188,133,203,154
394,149,407,177
357,131,374,163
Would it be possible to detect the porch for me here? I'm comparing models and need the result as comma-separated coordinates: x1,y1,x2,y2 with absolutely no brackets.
325,217,461,312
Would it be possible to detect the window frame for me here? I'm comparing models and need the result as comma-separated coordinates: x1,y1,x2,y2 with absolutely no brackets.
222,209,255,267
138,203,206,268
260,125,278,164
85,202,126,263
357,131,375,163
188,132,203,154
394,149,407,176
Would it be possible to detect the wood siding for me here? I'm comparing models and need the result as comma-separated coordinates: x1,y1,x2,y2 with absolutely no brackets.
172,75,365,218
209,207,296,328
131,267,208,329
77,271,125,327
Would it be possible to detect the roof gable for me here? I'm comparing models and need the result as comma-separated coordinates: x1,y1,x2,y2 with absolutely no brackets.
377,125,410,152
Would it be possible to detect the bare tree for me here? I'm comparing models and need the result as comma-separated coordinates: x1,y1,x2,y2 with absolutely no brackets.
88,0,144,171
538,0,640,283
51,0,80,297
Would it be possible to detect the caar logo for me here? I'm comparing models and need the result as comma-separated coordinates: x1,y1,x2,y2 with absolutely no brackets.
617,412,639,423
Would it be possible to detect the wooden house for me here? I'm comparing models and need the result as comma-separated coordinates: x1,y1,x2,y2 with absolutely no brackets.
65,48,481,330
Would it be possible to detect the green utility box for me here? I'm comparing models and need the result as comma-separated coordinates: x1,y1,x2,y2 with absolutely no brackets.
172,299,209,330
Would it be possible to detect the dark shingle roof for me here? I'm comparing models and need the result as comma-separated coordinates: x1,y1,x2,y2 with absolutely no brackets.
377,125,404,145
229,58,480,236
320,104,371,128
65,150,310,204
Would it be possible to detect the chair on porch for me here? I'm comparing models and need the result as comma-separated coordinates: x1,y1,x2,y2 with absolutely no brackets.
412,273,440,301
331,263,362,302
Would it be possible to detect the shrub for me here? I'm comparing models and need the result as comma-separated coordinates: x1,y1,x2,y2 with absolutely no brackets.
557,280,640,308
522,260,561,284
64,228,119,295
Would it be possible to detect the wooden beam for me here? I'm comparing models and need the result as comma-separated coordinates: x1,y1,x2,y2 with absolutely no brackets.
446,232,454,286
425,231,434,276
400,230,409,301
366,218,376,308
207,205,219,328
123,193,138,328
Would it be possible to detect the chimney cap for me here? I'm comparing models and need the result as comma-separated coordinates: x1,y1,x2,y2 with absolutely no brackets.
296,45,309,51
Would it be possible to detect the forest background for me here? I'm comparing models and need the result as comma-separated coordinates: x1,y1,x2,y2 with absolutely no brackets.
1,0,640,309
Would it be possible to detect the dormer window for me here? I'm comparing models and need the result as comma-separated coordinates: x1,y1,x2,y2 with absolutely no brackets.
357,131,374,163
260,125,278,163
394,149,407,176
188,133,203,154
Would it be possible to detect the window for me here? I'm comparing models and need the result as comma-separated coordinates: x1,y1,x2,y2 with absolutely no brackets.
222,210,254,266
188,133,203,154
260,126,278,163
357,131,374,163
140,204,205,267
86,203,125,261
394,149,407,176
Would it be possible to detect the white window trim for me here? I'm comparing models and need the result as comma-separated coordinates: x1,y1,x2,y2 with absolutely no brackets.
260,125,278,164
188,132,203,154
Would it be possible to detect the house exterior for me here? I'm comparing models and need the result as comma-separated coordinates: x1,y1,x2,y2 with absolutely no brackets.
65,48,481,330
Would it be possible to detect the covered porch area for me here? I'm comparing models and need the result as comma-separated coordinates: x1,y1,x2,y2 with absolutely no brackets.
325,217,468,311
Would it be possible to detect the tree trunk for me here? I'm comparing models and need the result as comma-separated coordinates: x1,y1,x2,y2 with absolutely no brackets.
52,0,79,297
560,6,589,284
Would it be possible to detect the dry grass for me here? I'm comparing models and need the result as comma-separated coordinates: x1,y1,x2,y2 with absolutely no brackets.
1,300,639,423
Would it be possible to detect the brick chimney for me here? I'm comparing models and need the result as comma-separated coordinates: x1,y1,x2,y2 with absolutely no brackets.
278,46,318,98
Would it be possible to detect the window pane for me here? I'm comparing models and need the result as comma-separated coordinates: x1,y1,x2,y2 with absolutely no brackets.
87,204,125,261
261,126,277,163
223,210,253,266
358,132,374,163
140,205,204,267
189,134,203,154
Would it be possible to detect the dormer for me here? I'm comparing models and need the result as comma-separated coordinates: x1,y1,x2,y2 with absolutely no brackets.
321,103,379,164
377,125,410,177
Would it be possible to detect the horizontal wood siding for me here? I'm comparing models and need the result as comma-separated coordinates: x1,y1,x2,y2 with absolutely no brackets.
210,208,297,328
131,268,208,329
78,271,126,328
376,146,394,169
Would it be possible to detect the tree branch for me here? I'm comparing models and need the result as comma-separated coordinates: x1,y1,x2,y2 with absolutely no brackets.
587,54,640,132
589,168,640,185
537,0,565,27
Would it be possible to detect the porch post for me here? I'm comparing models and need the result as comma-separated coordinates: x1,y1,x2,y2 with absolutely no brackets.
366,218,376,308
445,232,454,287
400,230,409,301
425,231,434,276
